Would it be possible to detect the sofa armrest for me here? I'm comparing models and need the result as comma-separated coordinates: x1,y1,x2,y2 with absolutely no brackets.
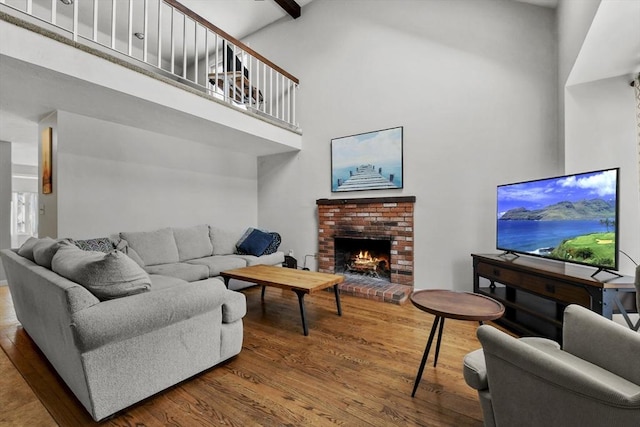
463,348,488,391
222,290,246,323
563,304,640,385
71,280,241,352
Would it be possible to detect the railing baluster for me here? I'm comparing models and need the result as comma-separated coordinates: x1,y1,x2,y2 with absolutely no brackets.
292,83,297,127
157,0,162,68
111,0,116,49
286,78,290,125
143,0,148,63
194,22,198,84
72,0,78,41
214,32,219,97
182,14,186,79
127,0,132,55
93,0,98,41
50,0,56,25
262,60,266,113
26,0,31,15
204,28,209,90
248,55,253,108
222,40,227,102
269,68,273,116
170,6,175,74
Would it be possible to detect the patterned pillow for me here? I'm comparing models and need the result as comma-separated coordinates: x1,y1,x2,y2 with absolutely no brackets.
263,232,281,255
73,237,115,253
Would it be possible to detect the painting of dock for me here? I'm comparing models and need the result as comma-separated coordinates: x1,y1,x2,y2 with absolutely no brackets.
331,127,403,192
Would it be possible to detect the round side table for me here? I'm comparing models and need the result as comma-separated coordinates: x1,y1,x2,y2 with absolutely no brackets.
410,289,504,397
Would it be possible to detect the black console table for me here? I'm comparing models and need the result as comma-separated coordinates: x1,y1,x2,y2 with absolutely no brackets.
472,254,636,341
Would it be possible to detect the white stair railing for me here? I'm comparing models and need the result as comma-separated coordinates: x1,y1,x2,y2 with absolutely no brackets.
0,0,300,129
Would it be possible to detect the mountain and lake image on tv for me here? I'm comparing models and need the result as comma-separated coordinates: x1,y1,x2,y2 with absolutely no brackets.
496,168,619,271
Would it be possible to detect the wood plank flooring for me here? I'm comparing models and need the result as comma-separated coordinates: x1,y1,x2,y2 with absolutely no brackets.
0,284,495,426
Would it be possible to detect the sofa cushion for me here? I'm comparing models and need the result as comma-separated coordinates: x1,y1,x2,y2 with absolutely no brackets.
173,225,213,261
51,243,151,300
120,228,179,266
17,236,39,262
186,255,247,277
148,274,189,291
144,263,209,282
209,227,244,255
236,229,273,257
33,237,64,269
73,237,115,253
233,251,285,267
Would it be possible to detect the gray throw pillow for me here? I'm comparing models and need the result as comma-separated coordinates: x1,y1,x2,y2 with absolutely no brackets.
33,237,64,269
52,243,151,300
17,236,39,262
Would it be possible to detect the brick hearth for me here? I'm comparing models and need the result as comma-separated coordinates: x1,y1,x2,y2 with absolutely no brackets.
316,197,415,304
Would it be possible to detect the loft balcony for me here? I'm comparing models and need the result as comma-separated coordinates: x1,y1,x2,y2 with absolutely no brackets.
0,0,302,155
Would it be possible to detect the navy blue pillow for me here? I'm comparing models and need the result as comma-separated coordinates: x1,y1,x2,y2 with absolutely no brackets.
237,229,274,256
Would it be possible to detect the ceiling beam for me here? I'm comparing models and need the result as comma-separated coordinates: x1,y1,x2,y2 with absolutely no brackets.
274,0,301,19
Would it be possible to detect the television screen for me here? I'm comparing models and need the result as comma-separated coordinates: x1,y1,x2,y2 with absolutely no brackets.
497,168,619,271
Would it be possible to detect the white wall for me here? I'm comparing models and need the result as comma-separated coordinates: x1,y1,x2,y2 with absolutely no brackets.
558,0,640,275
52,110,258,238
251,0,559,290
0,141,11,281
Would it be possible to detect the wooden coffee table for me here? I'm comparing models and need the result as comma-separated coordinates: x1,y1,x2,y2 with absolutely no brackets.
410,289,504,397
220,265,344,336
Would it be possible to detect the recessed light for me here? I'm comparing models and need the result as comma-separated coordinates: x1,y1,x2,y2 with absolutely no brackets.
59,0,74,5
134,32,145,40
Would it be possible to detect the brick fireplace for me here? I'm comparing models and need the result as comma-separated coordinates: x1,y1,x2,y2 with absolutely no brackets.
316,196,415,304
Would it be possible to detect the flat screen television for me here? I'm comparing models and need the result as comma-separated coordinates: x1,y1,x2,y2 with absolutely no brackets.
496,168,619,275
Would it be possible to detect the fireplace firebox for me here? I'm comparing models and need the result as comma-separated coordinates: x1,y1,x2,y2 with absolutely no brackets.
335,237,391,281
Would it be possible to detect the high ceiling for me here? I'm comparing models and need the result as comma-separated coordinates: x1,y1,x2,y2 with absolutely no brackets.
180,0,314,40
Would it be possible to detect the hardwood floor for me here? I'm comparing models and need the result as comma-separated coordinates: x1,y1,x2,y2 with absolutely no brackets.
0,284,494,426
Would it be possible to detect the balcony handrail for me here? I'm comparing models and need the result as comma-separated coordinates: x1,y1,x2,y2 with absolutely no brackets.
0,0,299,130
164,0,298,84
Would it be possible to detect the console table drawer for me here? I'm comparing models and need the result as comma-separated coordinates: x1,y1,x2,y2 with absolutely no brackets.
520,276,591,306
476,263,522,285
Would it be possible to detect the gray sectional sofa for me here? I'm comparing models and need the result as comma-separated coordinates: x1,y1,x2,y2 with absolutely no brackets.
0,224,284,421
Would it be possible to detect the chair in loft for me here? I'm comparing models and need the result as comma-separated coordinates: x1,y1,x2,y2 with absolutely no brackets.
208,44,264,106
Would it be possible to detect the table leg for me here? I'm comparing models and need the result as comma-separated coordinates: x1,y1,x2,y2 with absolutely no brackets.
411,315,441,397
261,285,266,301
333,284,342,316
223,277,230,289
294,290,309,336
432,317,445,367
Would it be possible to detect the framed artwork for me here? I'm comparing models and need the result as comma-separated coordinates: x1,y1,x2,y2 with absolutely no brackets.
41,127,52,194
331,126,403,192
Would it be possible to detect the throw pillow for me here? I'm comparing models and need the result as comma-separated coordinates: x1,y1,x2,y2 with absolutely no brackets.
73,237,115,253
52,243,151,300
263,232,282,255
236,228,281,256
17,237,39,262
237,228,273,257
33,237,64,269
114,238,145,267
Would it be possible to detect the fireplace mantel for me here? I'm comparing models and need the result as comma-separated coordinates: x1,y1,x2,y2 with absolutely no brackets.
316,196,416,205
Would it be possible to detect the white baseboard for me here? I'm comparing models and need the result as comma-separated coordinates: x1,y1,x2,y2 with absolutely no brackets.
0,280,7,286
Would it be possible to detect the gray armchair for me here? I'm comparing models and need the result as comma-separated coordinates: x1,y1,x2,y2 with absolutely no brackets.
463,304,640,427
